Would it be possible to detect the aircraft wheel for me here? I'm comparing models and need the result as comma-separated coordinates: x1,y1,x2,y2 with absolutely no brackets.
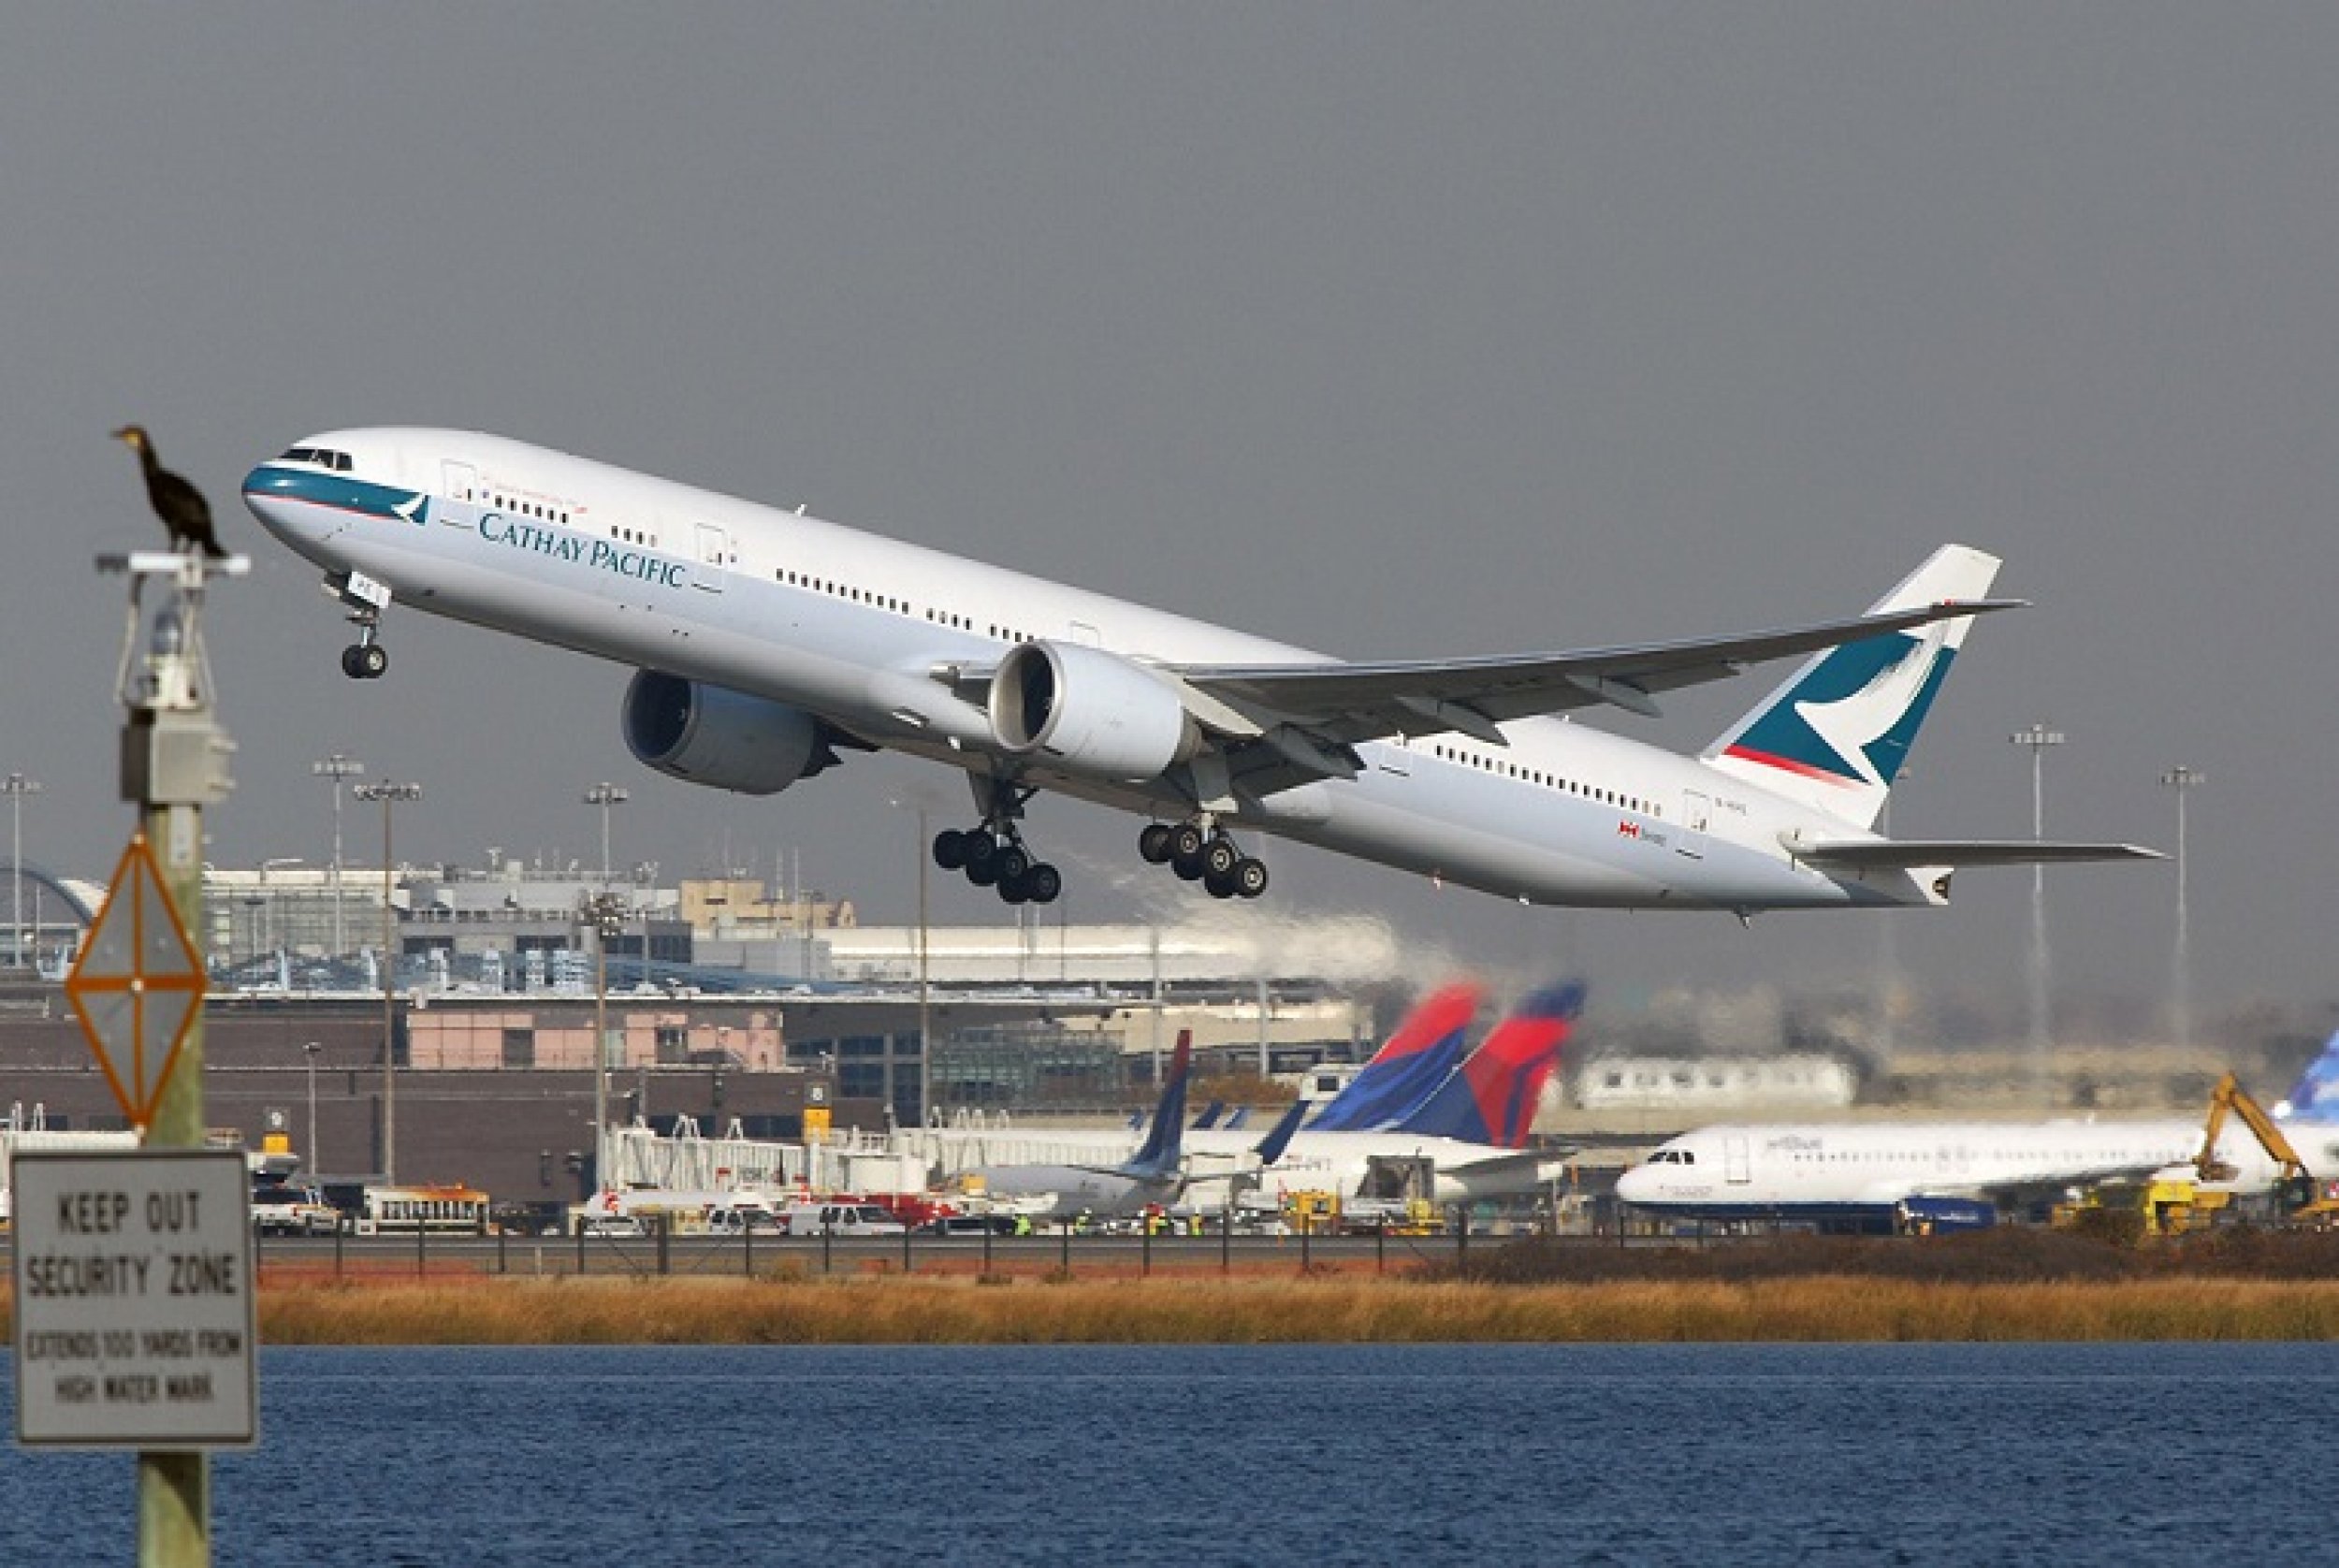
342,644,386,679
1168,822,1207,863
1234,858,1269,899
997,872,1030,905
1170,848,1205,881
995,844,1031,885
964,835,1000,886
1203,865,1240,899
932,829,969,871
1201,836,1240,878
1138,824,1174,864
1024,863,1063,904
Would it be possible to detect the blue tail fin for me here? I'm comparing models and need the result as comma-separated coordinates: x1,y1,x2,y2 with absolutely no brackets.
2277,1028,2339,1119
1223,1106,1251,1131
1701,545,2001,831
1398,983,1585,1147
1121,1032,1194,1181
1191,1100,1226,1131
1309,981,1485,1132
1252,1097,1310,1168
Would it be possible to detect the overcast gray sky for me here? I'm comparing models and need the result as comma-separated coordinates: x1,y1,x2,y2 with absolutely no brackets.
5,7,2332,1033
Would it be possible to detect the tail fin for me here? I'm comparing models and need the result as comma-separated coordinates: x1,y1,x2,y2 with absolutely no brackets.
1309,980,1485,1132
1398,983,1585,1147
1702,544,2001,830
1223,1106,1251,1131
2276,1028,2339,1119
1191,1100,1227,1131
1122,1032,1194,1180
1252,1096,1310,1167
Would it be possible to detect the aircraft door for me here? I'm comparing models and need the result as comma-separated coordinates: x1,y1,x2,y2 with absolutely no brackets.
694,522,730,592
442,461,479,505
1377,735,1413,778
1723,1133,1751,1185
1678,790,1711,859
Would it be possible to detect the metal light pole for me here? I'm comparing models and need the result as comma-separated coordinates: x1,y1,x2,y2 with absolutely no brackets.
891,798,932,1131
2160,764,2204,1052
302,1039,321,1178
2,772,43,970
584,892,624,1194
2011,723,2065,1101
312,752,364,959
355,779,421,1183
583,782,628,887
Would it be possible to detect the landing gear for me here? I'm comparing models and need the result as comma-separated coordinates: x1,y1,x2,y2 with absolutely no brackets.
329,570,393,681
932,787,1062,906
1140,820,1269,900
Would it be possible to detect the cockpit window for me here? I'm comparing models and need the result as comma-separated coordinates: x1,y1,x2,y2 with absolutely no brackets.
276,447,353,472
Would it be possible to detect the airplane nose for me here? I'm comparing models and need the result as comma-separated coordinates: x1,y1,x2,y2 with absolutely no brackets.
241,463,341,544
1614,1167,1653,1203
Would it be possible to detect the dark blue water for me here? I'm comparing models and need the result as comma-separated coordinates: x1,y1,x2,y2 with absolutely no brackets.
3,1343,2332,1565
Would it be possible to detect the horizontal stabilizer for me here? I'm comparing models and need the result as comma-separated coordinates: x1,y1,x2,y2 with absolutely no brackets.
1792,838,2164,869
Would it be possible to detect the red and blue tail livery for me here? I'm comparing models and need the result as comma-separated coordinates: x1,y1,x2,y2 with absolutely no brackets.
1308,980,1484,1132
1401,983,1586,1149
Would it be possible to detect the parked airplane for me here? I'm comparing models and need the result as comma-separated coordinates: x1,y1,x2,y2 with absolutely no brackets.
1612,1112,2322,1227
1306,980,1486,1132
968,1032,1202,1219
242,430,2155,911
1179,983,1588,1203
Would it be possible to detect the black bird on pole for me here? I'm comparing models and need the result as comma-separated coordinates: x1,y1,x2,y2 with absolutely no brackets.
112,424,226,559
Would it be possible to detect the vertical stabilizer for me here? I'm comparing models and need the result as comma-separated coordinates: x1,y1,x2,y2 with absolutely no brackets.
1701,544,2001,830
1122,1032,1194,1180
2276,1029,2339,1120
1309,980,1485,1132
1399,983,1585,1147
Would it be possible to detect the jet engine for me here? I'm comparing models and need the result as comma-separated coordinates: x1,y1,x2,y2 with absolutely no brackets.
988,640,1199,781
622,670,840,794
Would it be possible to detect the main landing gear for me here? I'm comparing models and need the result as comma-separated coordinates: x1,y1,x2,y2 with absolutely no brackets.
1139,820,1269,901
932,826,1062,905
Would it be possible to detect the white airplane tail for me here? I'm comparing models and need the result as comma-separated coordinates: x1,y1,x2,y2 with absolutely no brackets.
1700,544,2001,830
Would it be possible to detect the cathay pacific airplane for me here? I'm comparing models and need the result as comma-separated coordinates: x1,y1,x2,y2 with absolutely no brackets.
242,429,2153,908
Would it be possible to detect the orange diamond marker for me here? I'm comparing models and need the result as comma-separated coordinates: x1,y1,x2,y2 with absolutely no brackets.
63,831,207,1131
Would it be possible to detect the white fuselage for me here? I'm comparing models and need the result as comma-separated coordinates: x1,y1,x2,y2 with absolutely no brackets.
936,1123,1564,1205
243,427,1927,911
1614,1119,2311,1219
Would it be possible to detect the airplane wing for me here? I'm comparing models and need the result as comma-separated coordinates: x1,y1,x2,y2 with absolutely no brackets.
1794,838,2164,868
1167,598,2024,752
1852,1155,2189,1209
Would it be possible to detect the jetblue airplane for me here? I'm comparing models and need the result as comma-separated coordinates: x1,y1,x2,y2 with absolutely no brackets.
1612,1041,2339,1226
242,429,2153,908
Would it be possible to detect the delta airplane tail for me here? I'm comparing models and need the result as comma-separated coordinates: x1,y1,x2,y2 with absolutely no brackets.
1307,980,1485,1132
1701,545,2001,831
1119,1032,1195,1182
1397,982,1586,1148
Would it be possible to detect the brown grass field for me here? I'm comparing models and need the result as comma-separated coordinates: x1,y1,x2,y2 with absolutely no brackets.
221,1272,2339,1345
10,1230,2336,1343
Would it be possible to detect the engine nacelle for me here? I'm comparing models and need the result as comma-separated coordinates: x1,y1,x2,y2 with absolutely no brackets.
988,640,1199,781
622,670,833,795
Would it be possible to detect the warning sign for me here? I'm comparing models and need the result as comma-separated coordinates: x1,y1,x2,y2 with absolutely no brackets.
11,1150,256,1448
62,832,207,1129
